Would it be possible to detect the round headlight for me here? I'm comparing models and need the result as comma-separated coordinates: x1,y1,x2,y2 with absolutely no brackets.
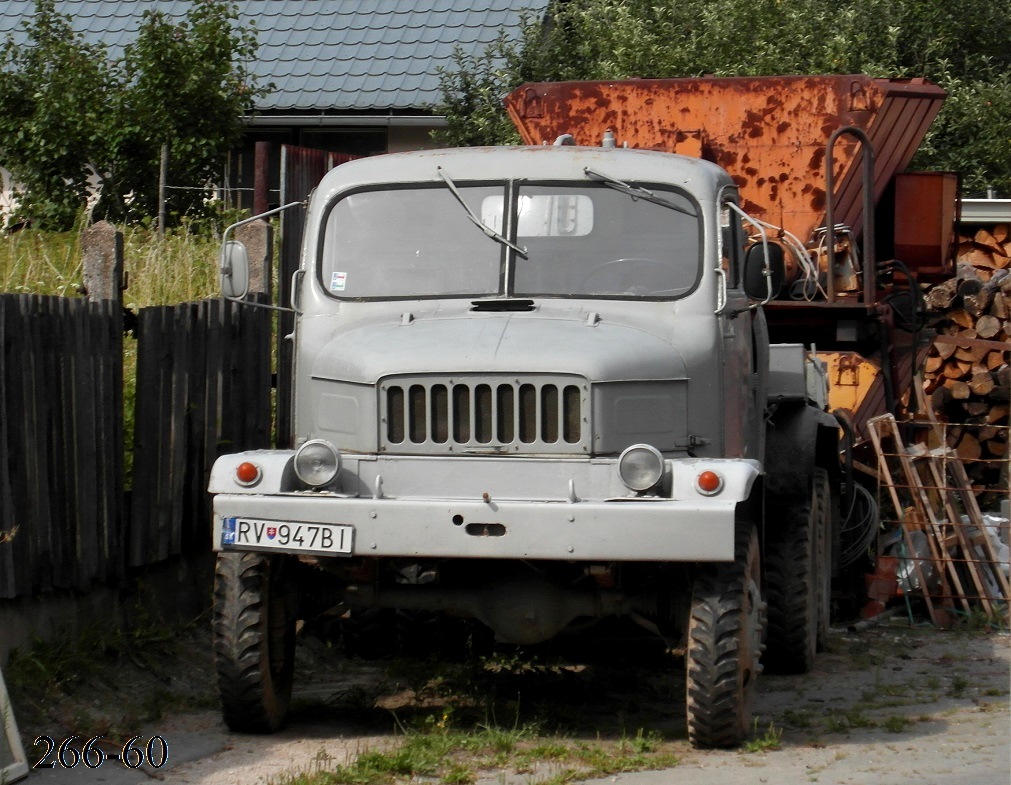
294,439,340,487
617,444,664,492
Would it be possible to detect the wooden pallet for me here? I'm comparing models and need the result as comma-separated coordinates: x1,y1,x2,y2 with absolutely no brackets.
867,413,1009,626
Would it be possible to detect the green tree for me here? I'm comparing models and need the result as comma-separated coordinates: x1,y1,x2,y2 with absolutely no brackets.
435,0,1011,195
0,0,115,228
0,0,265,229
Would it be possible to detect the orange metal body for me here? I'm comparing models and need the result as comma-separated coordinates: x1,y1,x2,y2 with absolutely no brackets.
505,75,945,248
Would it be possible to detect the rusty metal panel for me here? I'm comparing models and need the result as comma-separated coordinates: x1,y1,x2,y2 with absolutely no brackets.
893,172,958,278
505,76,945,246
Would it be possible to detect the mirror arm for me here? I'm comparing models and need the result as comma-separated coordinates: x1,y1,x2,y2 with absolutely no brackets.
221,200,306,245
220,200,306,313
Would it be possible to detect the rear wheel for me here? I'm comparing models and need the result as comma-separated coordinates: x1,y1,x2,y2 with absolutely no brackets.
685,524,765,748
213,551,296,733
813,469,833,651
764,467,831,673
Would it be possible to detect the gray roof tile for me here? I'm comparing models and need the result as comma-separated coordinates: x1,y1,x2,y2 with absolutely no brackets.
0,0,547,112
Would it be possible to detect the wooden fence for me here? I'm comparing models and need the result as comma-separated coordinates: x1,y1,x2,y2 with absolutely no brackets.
0,295,123,599
129,298,272,566
0,295,272,599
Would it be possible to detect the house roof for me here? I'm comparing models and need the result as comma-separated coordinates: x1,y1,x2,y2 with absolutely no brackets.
0,0,548,114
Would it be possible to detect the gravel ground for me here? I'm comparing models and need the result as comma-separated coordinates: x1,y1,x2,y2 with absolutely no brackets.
11,621,1010,785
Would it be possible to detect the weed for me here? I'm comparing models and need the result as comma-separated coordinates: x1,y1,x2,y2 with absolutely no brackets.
948,675,970,698
781,709,813,729
844,710,875,729
823,709,876,734
957,608,1009,632
883,715,910,733
742,720,783,753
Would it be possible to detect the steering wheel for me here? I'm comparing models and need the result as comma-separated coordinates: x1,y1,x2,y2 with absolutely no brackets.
580,258,671,294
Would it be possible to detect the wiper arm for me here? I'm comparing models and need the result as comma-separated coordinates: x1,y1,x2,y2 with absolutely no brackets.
437,166,528,258
584,167,697,218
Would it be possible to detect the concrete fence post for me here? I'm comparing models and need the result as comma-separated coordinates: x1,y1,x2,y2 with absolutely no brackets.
235,219,273,300
81,220,124,304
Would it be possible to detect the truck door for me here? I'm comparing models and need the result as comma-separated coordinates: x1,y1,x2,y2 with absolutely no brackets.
719,195,760,459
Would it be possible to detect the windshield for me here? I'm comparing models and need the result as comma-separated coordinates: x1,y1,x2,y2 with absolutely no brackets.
320,181,701,300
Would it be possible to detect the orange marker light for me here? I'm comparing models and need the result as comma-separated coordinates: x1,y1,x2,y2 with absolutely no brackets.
696,470,723,495
235,461,260,485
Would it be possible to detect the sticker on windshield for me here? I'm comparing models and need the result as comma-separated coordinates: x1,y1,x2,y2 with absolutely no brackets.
330,271,347,292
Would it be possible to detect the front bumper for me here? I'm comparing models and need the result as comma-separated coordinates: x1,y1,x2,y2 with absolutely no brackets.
210,453,761,563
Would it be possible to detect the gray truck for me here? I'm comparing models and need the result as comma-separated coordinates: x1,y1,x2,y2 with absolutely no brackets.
209,142,840,748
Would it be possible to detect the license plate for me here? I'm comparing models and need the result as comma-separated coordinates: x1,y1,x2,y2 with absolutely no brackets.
222,517,353,555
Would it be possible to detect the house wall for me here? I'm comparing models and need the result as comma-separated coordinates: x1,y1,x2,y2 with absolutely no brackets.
388,124,440,153
0,168,16,227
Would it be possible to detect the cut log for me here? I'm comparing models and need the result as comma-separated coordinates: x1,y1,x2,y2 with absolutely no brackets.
994,224,1009,243
963,270,1006,317
948,379,972,399
942,360,973,380
925,278,959,310
961,249,997,270
930,385,952,410
925,355,944,373
964,401,990,417
986,437,1008,457
954,344,990,364
956,432,982,462
948,310,976,329
974,228,1004,254
936,342,958,360
976,315,1002,339
986,403,1010,424
969,371,995,396
991,293,1009,320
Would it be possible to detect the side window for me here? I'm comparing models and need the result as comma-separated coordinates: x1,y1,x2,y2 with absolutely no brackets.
719,200,745,288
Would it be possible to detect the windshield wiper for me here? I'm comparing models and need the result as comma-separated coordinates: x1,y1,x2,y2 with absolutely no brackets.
437,167,528,258
584,167,697,218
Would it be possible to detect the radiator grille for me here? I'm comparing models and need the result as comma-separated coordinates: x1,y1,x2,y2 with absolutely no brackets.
381,376,588,454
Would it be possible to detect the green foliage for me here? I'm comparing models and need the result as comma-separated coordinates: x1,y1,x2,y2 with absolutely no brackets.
434,0,1011,194
0,0,266,229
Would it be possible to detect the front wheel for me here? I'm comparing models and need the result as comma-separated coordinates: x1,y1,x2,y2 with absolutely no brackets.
685,524,765,748
212,551,296,733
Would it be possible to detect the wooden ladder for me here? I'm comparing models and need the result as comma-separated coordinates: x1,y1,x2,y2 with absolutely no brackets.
867,414,1009,626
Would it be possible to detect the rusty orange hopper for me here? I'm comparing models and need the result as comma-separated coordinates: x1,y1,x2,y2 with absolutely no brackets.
505,75,949,436
505,75,945,257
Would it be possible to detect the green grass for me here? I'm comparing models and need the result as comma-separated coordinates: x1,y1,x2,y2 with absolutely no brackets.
267,720,680,785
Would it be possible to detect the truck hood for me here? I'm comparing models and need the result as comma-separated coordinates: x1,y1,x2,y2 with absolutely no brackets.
310,314,688,384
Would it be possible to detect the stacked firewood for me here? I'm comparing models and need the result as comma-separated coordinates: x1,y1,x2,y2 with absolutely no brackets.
921,225,1010,483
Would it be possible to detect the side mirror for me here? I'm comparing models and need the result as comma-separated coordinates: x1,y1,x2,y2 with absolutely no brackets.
743,242,785,302
220,240,250,299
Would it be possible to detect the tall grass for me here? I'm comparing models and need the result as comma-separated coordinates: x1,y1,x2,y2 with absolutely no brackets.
1,224,221,307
